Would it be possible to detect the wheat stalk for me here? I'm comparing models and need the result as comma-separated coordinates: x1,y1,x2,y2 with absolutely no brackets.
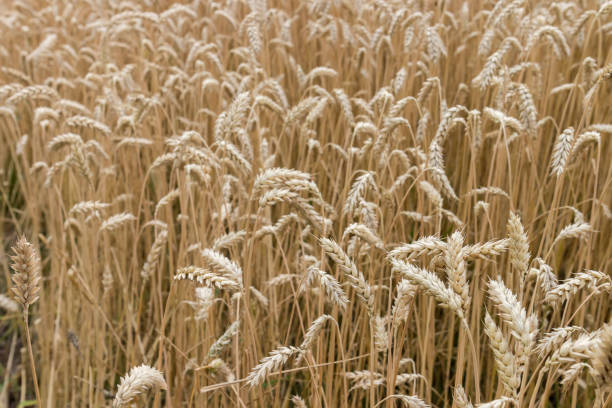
1,0,611,405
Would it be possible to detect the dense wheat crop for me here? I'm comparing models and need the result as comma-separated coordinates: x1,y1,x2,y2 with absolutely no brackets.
0,0,611,406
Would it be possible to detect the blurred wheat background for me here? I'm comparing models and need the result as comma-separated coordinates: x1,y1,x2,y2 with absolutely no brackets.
0,0,611,407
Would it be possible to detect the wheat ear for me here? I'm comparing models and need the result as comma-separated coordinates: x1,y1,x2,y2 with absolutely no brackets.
388,236,446,260
247,346,303,387
550,127,575,177
306,266,349,310
484,311,520,397
488,279,538,368
10,237,42,406
141,228,168,281
206,320,240,361
445,231,470,312
374,394,431,407
507,212,530,277
454,385,474,408
320,237,374,316
543,270,611,308
390,258,464,320
291,395,308,408
588,324,612,396
113,364,167,407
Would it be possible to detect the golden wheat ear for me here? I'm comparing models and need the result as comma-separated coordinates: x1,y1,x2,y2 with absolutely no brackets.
9,236,41,310
9,236,42,406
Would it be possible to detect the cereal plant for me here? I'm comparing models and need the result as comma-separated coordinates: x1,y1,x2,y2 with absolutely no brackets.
0,0,610,407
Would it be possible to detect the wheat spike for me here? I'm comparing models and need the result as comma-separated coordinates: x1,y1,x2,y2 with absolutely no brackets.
550,127,575,177
291,395,308,408
484,311,520,397
536,326,586,356
476,397,516,408
113,365,167,408
345,370,386,390
553,221,592,245
306,266,349,310
175,266,241,290
141,229,168,281
373,315,388,352
488,279,538,367
473,38,520,90
507,212,530,276
418,180,443,208
388,236,446,260
344,171,378,216
588,324,612,392
570,131,600,160
206,320,240,361
200,249,243,282
343,223,384,249
543,270,611,307
100,213,136,232
392,280,417,323
453,385,474,408
300,314,333,351
191,287,214,321
445,231,470,311
10,237,42,309
390,258,464,320
463,239,510,260
381,394,431,407
320,238,374,316
247,346,303,387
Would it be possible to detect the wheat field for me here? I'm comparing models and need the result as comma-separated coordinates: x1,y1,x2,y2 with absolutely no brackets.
0,0,611,407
